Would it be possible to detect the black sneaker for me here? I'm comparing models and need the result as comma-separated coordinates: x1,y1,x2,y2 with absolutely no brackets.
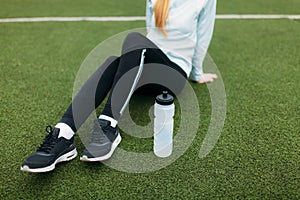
21,126,77,173
80,119,121,162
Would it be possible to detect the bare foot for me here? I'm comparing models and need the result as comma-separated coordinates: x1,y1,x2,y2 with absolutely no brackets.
198,73,218,84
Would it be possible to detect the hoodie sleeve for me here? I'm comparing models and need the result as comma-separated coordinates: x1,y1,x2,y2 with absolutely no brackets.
190,0,217,81
146,0,153,32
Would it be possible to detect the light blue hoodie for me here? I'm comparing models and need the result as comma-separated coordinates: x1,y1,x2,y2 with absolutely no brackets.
146,0,216,81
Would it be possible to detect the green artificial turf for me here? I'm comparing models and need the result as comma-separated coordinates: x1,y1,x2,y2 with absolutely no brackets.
217,0,300,14
0,0,145,18
0,1,300,200
0,0,299,18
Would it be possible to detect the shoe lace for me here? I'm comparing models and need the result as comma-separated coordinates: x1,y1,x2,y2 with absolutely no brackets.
37,125,57,153
90,119,110,143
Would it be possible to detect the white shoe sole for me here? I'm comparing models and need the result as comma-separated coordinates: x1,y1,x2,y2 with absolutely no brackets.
21,149,78,173
80,134,122,162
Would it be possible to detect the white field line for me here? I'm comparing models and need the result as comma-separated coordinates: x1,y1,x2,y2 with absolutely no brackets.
216,14,300,19
0,16,146,23
0,15,299,23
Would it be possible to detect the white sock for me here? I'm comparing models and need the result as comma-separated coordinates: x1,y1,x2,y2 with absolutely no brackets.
99,115,118,128
55,123,75,140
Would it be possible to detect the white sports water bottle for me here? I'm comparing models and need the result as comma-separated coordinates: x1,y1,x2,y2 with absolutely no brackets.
154,91,175,157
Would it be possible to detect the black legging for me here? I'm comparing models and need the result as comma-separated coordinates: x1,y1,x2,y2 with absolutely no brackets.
60,32,187,132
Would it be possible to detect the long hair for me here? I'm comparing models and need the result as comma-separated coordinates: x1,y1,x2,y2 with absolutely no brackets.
154,0,170,36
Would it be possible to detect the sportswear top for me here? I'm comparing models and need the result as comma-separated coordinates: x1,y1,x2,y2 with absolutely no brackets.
146,0,216,81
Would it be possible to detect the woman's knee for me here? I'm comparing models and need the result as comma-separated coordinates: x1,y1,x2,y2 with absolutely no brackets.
125,32,144,41
122,32,156,54
105,56,119,63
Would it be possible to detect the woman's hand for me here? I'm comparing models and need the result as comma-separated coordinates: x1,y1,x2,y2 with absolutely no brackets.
197,73,218,84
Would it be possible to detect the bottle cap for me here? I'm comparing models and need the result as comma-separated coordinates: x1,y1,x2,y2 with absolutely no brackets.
155,91,174,105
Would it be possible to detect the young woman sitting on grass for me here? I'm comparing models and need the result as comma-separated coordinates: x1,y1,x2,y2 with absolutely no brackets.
21,0,217,173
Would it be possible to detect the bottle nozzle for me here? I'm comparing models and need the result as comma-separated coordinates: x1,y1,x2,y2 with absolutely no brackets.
163,91,168,98
156,91,174,105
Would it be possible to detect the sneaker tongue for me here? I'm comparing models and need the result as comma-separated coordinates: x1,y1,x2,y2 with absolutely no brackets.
46,126,60,138
52,128,60,137
48,127,60,139
37,127,60,153
99,119,111,127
